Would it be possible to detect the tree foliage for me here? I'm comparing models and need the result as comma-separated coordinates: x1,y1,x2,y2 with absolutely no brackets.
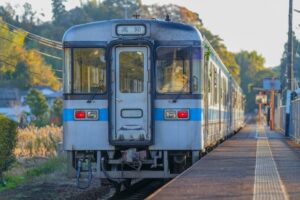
26,89,49,125
236,51,275,111
0,17,61,90
0,115,17,186
276,34,300,92
52,0,66,22
52,97,63,125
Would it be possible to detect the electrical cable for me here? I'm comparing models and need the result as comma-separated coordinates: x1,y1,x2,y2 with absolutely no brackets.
0,35,63,62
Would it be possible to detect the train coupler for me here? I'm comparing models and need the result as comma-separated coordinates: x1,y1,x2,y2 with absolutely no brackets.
76,156,93,189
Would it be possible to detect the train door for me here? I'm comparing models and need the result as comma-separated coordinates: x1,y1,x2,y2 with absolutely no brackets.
111,47,151,145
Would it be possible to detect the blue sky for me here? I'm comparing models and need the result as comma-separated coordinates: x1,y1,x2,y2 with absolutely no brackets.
1,0,300,67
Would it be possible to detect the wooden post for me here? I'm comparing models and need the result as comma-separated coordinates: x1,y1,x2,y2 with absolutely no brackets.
270,88,275,130
258,103,262,124
270,78,275,130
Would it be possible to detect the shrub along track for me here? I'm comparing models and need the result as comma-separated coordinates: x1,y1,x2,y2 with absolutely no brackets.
0,178,111,200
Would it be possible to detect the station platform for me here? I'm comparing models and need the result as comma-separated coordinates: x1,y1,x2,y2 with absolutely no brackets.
147,119,300,200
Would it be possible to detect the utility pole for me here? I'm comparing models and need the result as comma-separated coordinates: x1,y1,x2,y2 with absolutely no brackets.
287,0,294,90
285,0,293,137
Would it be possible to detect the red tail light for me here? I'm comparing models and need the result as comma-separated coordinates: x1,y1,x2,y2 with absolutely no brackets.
177,110,189,119
75,111,86,119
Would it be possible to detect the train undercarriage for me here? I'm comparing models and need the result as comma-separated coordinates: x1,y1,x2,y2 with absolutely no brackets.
68,149,201,190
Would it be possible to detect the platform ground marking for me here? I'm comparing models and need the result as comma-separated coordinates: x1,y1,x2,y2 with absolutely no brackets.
253,124,289,200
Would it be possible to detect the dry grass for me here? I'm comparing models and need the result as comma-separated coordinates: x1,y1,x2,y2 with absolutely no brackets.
15,125,62,158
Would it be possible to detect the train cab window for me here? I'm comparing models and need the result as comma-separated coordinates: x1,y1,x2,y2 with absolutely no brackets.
73,48,106,94
64,48,71,93
156,47,191,93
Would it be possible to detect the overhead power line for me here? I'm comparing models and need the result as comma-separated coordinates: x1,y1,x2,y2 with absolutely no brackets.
0,27,63,75
0,34,63,62
0,57,62,80
0,21,62,50
34,50,62,60
2,20,62,46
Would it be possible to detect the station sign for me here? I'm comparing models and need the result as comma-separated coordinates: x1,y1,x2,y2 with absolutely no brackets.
255,94,267,104
116,25,146,36
263,78,281,91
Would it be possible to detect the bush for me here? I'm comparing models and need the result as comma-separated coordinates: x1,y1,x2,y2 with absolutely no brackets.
0,115,18,186
14,125,62,158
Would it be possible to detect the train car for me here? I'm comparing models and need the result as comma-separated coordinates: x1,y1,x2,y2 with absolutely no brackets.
62,18,245,187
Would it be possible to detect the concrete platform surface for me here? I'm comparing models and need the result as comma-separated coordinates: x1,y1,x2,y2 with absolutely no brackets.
147,121,300,200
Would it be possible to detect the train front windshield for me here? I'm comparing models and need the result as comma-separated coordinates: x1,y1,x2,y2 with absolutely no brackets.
156,47,201,94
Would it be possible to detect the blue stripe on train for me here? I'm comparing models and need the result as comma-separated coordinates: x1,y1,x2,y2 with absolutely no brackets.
154,108,202,121
63,108,108,121
64,108,207,121
63,108,238,122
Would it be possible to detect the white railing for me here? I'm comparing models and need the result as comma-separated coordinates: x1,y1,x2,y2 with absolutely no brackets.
275,106,286,132
291,97,300,142
276,94,300,143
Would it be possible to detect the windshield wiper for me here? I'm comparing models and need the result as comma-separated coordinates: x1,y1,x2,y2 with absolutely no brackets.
87,83,104,103
172,80,190,103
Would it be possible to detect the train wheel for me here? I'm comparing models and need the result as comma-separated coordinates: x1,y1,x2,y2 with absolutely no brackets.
114,183,122,193
123,179,132,189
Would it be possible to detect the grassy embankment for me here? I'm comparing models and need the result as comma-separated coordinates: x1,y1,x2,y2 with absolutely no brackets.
0,125,63,191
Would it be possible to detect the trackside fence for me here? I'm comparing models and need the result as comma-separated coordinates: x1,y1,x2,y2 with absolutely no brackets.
275,106,286,132
291,97,300,142
275,95,300,143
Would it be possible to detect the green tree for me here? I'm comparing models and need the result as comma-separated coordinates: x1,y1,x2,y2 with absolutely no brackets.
21,2,37,29
235,51,275,111
0,115,17,186
0,17,60,90
199,27,240,83
276,34,300,95
52,97,63,125
26,89,49,126
51,0,66,22
141,4,240,83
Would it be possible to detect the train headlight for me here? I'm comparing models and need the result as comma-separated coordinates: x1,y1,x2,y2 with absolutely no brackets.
164,110,177,120
86,110,98,120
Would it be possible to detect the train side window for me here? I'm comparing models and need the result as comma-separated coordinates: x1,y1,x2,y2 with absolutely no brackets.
156,47,191,93
192,47,201,94
64,48,71,93
73,48,106,94
223,78,227,106
209,63,214,105
213,67,218,105
208,62,212,94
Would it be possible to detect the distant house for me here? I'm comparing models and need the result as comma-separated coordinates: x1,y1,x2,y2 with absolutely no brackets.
0,88,30,122
0,86,62,122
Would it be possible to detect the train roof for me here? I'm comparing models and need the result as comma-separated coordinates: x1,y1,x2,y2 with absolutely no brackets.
62,19,202,44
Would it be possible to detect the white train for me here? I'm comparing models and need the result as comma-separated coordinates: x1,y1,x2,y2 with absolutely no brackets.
62,18,245,188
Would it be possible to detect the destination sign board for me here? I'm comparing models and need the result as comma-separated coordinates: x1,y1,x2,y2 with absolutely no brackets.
116,25,146,35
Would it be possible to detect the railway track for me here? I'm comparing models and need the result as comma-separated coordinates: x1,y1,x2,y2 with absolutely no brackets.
108,179,168,200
